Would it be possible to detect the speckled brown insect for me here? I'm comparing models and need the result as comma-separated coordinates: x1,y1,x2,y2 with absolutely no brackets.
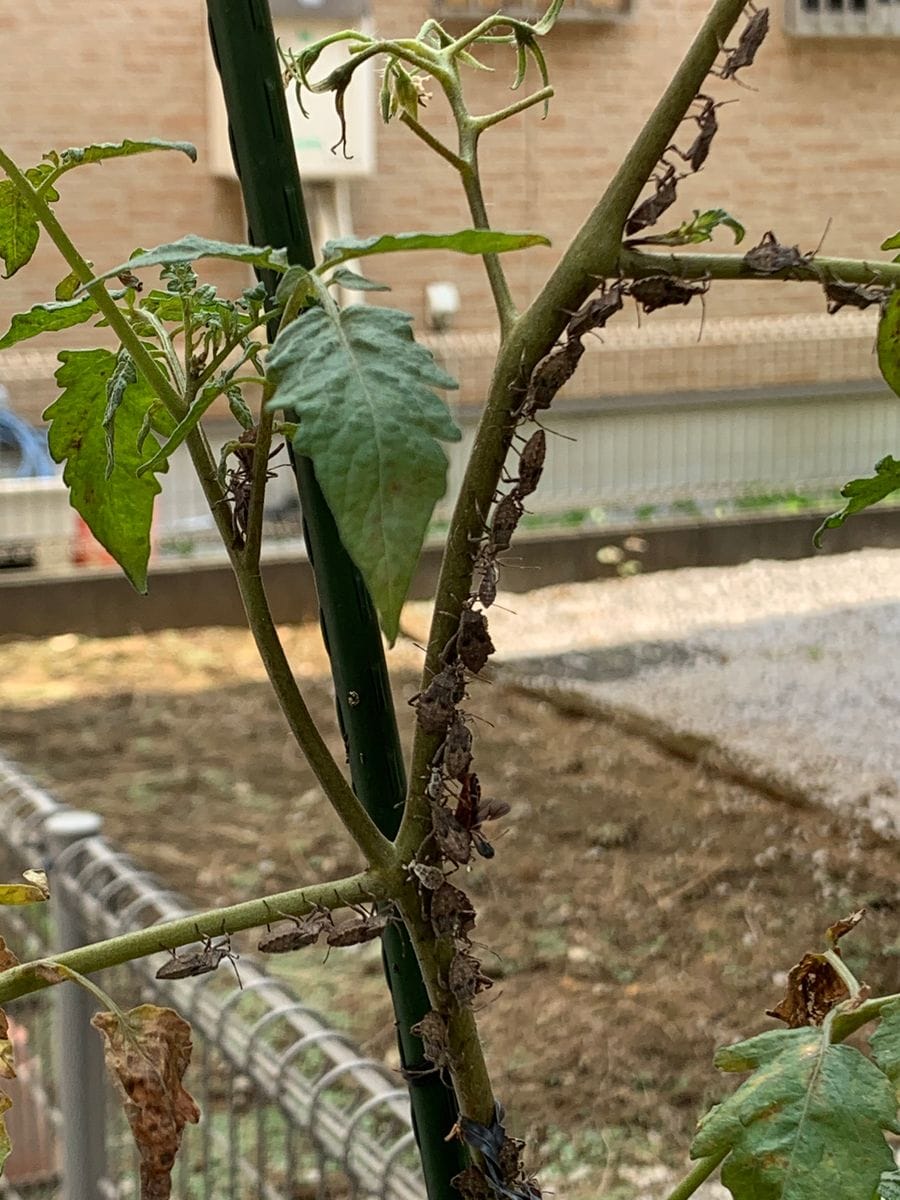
257,904,333,954
824,279,890,315
624,164,680,238
714,6,769,82
516,337,585,420
408,860,447,892
742,231,812,277
447,949,493,1006
410,663,466,735
631,275,710,314
430,880,477,940
410,1010,453,1073
431,803,473,866
489,494,524,555
512,428,547,500
440,713,473,781
156,927,242,987
564,282,628,342
476,558,499,609
457,608,495,674
326,904,392,948
667,94,731,174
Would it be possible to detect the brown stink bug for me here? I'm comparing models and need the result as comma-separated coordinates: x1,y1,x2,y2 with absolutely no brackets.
430,880,477,940
156,926,242,988
630,276,710,314
666,94,734,174
476,558,499,609
516,337,585,420
439,713,473,781
742,230,823,278
431,803,473,866
624,164,680,238
410,1010,453,1073
407,860,447,892
824,279,890,315
457,608,495,674
513,428,547,499
489,493,524,555
564,281,627,342
257,903,333,953
714,6,769,83
326,903,393,948
447,949,493,1006
409,663,465,735
455,773,511,859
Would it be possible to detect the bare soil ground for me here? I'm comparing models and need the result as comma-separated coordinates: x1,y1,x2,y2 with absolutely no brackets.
3,624,900,1197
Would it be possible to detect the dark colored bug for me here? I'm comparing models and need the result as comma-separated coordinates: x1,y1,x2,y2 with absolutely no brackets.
824,279,890,315
429,880,477,940
431,803,473,866
564,281,628,342
455,773,511,859
439,712,474,781
667,94,730,173
714,6,769,82
116,269,143,292
410,1010,453,1073
742,230,813,276
409,663,466,735
447,949,493,1005
624,164,680,238
457,608,495,674
407,859,447,892
325,903,392,948
156,927,242,988
512,428,547,500
223,428,280,542
516,337,585,420
489,493,524,555
631,275,710,313
257,904,333,954
476,558,499,609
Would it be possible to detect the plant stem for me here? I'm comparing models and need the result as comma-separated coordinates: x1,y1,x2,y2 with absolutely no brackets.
664,1149,729,1200
399,112,467,172
619,248,900,287
0,871,386,1006
456,115,516,336
472,87,554,132
242,386,276,566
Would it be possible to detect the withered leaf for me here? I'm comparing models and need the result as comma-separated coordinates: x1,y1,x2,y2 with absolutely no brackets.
92,1004,200,1200
0,1011,15,1080
767,953,848,1028
0,1092,11,1174
827,908,866,947
0,937,19,973
0,870,49,905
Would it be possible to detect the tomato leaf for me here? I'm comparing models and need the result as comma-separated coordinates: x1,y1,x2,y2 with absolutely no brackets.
320,229,550,269
871,1000,900,1097
0,296,99,349
879,1169,900,1199
55,139,196,169
267,304,460,642
814,455,900,547
691,1026,898,1200
44,349,169,592
83,236,289,290
0,870,49,905
0,164,58,278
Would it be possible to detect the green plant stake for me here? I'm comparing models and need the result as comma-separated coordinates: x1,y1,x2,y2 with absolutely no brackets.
205,3,467,1195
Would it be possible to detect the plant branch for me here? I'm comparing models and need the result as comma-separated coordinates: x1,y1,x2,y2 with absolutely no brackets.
399,111,467,172
0,871,387,1006
664,1148,729,1200
472,86,554,132
242,383,276,566
618,247,900,287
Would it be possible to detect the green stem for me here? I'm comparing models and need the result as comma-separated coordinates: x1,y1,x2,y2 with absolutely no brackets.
399,112,467,172
0,871,386,1006
664,1148,729,1200
472,86,554,132
619,247,900,287
242,387,276,567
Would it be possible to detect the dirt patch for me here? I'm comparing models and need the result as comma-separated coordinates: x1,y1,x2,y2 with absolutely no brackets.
3,625,900,1195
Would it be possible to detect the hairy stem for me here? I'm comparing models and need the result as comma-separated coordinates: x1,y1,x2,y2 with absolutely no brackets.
664,1149,729,1200
0,871,387,1006
472,86,554,133
619,248,900,287
399,111,467,172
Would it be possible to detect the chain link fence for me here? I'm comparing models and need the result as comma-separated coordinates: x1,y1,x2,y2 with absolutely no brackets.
0,753,423,1200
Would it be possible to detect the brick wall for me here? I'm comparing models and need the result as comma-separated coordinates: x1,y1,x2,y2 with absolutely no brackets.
0,0,893,418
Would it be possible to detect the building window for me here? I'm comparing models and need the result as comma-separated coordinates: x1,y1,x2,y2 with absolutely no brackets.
432,0,630,23
786,0,900,35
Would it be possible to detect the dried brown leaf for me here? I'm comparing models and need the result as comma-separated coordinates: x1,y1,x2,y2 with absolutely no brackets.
92,1004,200,1200
767,953,849,1027
0,937,20,973
826,908,866,947
0,1012,15,1081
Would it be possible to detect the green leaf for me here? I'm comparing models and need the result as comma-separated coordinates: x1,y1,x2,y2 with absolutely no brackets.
328,266,391,292
630,207,745,247
0,296,99,350
267,304,461,642
55,139,197,169
55,269,82,300
879,1169,900,1199
84,236,289,290
691,1027,898,1200
0,165,58,278
320,229,551,269
881,231,900,256
871,1000,900,1095
44,349,168,591
814,455,900,547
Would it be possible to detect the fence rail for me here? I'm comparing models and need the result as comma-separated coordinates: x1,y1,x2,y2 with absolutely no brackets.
0,753,423,1200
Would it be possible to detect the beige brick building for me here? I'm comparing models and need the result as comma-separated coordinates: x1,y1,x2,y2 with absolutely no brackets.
0,0,897,532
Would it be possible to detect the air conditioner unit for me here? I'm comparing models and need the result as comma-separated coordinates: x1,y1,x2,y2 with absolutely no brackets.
207,0,376,180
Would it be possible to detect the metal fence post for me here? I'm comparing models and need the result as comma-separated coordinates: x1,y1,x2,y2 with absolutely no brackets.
45,810,108,1200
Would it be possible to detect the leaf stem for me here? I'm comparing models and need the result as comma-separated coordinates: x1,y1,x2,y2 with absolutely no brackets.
399,111,467,172
663,1148,729,1200
618,247,900,287
0,871,388,1006
471,86,554,132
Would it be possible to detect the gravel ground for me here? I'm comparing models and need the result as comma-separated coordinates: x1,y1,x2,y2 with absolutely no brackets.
406,546,900,832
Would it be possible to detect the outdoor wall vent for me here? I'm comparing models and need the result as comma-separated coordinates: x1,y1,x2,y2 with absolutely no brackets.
785,0,900,37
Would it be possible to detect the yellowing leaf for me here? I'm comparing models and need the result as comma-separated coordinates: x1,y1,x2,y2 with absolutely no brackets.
0,1013,14,1081
0,1092,11,1175
0,870,49,905
0,938,19,973
92,1004,199,1200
